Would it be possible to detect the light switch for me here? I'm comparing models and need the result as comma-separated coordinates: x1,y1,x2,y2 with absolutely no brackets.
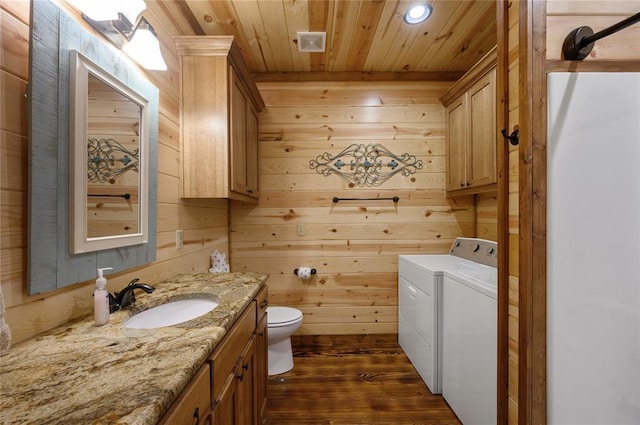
176,230,184,249
297,224,305,236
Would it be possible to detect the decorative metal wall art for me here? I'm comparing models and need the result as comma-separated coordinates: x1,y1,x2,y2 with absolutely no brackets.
309,143,423,187
87,137,139,184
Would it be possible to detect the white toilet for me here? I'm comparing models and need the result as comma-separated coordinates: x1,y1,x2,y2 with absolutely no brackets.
267,306,303,375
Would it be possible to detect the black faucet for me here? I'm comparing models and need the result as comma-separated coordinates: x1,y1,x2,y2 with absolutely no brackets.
109,278,155,313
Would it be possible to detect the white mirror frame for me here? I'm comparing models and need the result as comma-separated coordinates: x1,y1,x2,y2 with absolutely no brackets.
69,50,149,253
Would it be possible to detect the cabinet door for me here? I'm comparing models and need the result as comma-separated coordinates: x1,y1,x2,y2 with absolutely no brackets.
231,70,249,196
235,336,256,425
180,55,229,199
213,372,237,425
467,68,496,188
230,70,260,200
160,364,211,425
445,96,468,191
255,316,268,424
245,102,259,197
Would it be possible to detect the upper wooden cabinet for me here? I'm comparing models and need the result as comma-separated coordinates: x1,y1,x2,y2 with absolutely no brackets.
440,48,497,195
175,36,265,201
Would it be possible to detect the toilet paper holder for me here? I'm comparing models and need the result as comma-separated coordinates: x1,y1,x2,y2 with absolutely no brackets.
293,268,317,276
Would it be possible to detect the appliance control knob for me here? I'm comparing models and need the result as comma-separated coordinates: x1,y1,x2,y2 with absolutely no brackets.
487,247,495,255
472,244,480,252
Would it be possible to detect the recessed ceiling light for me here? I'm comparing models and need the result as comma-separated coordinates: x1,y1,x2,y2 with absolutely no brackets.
404,3,432,24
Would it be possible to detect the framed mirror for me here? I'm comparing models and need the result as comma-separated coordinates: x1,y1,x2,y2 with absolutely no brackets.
28,0,158,295
69,51,149,253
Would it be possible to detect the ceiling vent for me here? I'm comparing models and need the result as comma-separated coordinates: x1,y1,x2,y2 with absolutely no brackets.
297,32,326,52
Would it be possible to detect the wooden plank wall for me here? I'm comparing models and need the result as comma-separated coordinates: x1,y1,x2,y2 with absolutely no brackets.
511,1,640,424
1,0,503,344
230,80,478,335
476,192,498,241
507,1,520,424
546,0,640,61
0,0,228,344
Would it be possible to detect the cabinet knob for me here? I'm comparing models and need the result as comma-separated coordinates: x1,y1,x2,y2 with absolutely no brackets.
247,189,254,194
460,183,465,187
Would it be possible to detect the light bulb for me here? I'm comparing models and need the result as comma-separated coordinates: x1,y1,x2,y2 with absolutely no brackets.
404,4,432,24
123,22,167,71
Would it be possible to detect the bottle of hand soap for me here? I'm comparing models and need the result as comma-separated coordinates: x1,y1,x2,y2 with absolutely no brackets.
94,267,113,326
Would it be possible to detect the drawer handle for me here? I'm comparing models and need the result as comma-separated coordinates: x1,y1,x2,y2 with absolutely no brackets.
407,286,417,296
236,363,249,382
259,300,268,308
192,407,200,425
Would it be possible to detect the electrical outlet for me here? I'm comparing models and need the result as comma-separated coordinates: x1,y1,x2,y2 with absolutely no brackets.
297,224,305,236
176,230,183,249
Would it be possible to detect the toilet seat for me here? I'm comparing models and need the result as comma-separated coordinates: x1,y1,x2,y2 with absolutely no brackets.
267,307,302,328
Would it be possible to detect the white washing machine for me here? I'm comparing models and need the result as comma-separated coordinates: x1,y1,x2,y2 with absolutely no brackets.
442,258,497,425
398,238,497,396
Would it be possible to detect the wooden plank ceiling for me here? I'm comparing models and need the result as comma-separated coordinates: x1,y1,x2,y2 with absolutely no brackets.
178,0,497,79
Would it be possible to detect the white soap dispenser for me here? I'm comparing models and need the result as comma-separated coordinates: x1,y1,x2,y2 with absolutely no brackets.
94,267,113,326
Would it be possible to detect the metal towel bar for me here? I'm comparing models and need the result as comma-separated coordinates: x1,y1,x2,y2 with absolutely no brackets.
332,196,399,203
562,12,640,60
88,193,131,200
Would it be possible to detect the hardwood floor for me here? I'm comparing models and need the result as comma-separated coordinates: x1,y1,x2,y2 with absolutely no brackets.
267,335,461,425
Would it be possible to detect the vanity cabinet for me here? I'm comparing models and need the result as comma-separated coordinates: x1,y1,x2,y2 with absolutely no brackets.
211,302,257,424
210,285,269,425
440,47,497,195
175,36,265,202
159,286,268,425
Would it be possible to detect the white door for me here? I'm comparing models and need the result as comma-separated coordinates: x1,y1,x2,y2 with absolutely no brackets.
547,72,640,424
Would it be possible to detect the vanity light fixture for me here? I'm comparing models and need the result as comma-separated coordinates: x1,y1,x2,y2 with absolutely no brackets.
66,0,146,25
66,0,167,71
122,18,168,71
404,3,433,25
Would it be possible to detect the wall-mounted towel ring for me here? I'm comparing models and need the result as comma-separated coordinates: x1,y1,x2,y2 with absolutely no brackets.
501,126,519,146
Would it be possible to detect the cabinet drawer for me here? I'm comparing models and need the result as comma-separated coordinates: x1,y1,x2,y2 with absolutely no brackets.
159,363,211,425
210,303,257,399
255,286,268,324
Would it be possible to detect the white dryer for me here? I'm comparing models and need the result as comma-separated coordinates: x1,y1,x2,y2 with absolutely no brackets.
398,238,497,395
442,264,497,425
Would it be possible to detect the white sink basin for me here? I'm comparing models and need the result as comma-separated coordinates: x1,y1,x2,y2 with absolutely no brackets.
124,296,220,329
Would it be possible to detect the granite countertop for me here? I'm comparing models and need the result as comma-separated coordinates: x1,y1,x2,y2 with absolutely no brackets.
0,272,268,425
